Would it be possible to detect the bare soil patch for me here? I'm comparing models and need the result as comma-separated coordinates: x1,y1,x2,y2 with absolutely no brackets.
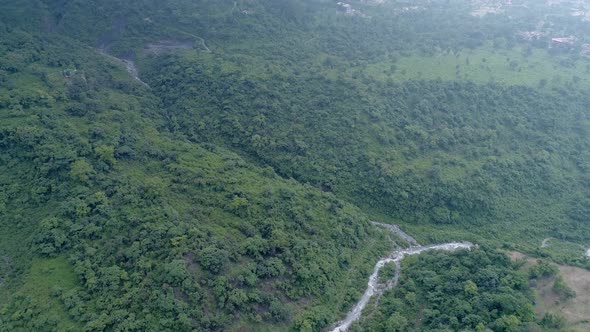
509,251,590,330
559,265,590,330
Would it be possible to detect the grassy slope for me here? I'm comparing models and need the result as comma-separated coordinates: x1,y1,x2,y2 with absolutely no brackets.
309,41,590,89
367,46,590,88
12,257,80,331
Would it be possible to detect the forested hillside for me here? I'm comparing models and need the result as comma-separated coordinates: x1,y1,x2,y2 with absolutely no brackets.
135,0,590,263
352,248,537,331
1,0,590,331
0,19,390,332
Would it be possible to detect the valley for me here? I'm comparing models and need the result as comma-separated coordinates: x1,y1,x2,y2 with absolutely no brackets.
0,0,589,331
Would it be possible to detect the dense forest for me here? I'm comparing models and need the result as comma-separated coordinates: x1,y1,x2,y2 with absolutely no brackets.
1,0,590,331
0,23,394,331
352,248,537,331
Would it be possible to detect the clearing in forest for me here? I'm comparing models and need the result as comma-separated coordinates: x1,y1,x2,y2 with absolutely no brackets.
509,251,590,331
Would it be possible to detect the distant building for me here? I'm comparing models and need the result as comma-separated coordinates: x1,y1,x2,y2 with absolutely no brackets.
551,36,576,44
337,2,354,15
62,68,77,77
518,31,544,41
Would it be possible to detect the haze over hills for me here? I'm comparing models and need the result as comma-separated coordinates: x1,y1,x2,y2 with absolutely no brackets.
1,0,590,331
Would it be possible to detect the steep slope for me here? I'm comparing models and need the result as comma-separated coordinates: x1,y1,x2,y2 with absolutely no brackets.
135,1,590,264
32,0,587,258
142,41,590,265
0,25,389,331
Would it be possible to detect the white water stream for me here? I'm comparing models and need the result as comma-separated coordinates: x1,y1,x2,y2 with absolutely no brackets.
97,49,150,87
329,223,474,332
120,58,149,88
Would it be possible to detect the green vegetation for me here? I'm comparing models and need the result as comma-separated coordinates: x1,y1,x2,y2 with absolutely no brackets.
379,262,397,284
145,49,590,264
552,276,576,301
365,45,590,89
1,0,590,330
353,247,538,332
2,256,80,331
0,21,389,331
529,260,559,280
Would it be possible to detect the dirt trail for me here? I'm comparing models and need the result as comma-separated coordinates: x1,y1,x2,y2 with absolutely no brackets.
155,25,211,53
541,237,553,248
195,36,211,53
145,40,194,55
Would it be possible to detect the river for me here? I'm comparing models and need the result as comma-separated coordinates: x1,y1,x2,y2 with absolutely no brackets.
328,222,474,332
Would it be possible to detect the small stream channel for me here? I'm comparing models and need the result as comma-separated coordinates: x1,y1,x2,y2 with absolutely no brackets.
328,222,474,332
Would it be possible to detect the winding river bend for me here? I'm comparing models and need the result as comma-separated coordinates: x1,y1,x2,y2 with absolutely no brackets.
329,222,474,332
